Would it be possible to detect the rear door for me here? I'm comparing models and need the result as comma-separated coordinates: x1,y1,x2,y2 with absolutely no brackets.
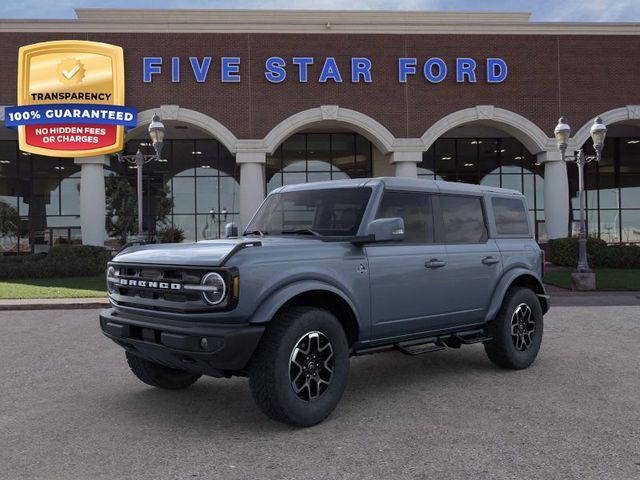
436,194,503,326
366,190,453,339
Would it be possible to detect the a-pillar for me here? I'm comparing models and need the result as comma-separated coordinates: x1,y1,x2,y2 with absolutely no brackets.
237,151,266,230
74,155,109,246
390,150,422,178
538,151,569,240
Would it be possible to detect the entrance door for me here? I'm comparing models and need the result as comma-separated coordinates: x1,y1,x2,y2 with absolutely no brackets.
366,190,453,340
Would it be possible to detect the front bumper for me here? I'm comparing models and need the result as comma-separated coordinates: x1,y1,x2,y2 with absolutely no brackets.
99,308,264,376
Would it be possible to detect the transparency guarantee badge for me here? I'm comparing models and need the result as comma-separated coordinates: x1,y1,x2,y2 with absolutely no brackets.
5,40,136,157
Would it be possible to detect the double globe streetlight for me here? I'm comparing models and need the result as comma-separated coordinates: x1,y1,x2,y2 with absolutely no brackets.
553,116,607,287
117,113,166,238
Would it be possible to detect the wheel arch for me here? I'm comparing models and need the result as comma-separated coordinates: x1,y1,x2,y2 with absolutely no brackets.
249,281,361,347
485,269,549,322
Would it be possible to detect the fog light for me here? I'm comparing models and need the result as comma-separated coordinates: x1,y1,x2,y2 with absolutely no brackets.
201,272,226,305
200,337,209,350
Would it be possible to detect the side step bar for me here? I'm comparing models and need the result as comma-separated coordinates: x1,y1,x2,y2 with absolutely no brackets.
396,337,445,356
354,329,492,357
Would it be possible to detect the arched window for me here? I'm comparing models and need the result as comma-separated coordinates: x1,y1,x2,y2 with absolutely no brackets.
266,133,373,193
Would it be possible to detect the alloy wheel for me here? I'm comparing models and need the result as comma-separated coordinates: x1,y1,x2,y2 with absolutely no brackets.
510,303,535,351
289,331,334,402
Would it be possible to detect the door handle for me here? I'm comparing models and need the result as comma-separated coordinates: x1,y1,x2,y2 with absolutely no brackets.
425,258,446,269
482,256,500,266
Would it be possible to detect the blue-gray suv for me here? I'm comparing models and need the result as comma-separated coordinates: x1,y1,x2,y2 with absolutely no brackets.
100,177,549,427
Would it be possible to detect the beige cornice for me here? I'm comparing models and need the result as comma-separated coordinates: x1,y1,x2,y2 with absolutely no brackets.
0,9,638,35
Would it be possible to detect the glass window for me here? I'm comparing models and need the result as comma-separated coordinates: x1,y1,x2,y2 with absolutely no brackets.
456,139,478,179
332,134,355,174
500,138,524,173
376,191,433,244
434,138,456,180
492,197,530,235
173,140,195,176
266,133,372,193
440,195,488,244
621,210,640,243
501,174,523,193
172,177,195,214
307,134,331,172
60,177,80,215
0,141,18,177
599,210,620,244
246,187,371,237
282,134,306,172
620,138,640,174
196,177,219,214
621,175,640,209
418,147,435,178
478,138,499,175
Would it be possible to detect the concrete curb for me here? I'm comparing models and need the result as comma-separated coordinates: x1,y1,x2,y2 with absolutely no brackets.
0,298,110,311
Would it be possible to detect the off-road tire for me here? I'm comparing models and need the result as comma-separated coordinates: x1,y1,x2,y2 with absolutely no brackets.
248,307,349,427
484,287,543,370
125,351,201,390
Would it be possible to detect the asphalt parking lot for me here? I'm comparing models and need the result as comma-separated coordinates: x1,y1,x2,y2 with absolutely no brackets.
1,306,639,480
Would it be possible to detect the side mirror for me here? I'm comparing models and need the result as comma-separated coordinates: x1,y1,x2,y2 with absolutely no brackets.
224,222,239,238
364,217,405,243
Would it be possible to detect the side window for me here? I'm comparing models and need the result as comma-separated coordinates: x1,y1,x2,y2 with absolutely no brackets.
376,191,433,243
492,197,530,236
439,195,488,244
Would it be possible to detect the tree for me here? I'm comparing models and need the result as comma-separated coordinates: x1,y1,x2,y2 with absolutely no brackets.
0,201,20,250
105,176,173,244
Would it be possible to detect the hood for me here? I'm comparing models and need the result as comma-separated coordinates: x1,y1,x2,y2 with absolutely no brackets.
112,236,323,267
113,238,256,267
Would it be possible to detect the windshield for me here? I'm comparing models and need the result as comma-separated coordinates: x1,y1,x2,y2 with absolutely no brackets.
245,187,372,237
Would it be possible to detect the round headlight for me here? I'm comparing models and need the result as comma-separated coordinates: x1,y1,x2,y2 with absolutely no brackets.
201,272,226,305
107,266,116,294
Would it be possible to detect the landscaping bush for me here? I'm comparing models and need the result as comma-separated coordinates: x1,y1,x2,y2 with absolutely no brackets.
0,245,112,279
549,237,640,269
157,226,185,244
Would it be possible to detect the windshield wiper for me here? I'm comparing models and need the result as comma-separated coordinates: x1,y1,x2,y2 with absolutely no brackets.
244,229,266,237
281,228,322,237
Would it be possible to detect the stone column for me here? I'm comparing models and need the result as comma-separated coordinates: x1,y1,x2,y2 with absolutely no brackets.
237,151,266,231
538,151,569,240
74,155,109,246
390,150,422,178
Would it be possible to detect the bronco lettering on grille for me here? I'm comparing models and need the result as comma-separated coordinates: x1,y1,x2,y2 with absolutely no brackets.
118,278,182,290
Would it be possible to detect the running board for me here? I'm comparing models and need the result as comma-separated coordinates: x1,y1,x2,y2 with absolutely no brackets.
354,328,492,357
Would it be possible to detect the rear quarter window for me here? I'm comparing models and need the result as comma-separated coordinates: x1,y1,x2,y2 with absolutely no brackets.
492,197,530,236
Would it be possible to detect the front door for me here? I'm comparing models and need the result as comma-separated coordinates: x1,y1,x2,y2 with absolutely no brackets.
366,190,453,340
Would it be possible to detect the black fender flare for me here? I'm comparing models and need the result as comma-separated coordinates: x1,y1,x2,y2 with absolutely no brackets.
484,268,549,322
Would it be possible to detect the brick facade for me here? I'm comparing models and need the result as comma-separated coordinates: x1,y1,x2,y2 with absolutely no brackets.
0,32,638,140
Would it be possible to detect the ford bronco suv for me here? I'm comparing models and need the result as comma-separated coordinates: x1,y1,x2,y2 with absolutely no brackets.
101,177,549,427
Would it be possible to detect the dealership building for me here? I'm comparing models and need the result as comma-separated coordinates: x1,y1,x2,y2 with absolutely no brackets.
0,8,639,251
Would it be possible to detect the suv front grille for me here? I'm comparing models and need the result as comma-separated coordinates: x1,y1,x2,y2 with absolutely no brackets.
108,263,217,313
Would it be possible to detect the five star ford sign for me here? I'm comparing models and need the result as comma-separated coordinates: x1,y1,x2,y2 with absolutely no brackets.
4,40,137,157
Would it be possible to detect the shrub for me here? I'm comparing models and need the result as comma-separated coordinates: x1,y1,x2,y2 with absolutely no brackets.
549,237,640,269
157,226,185,244
0,245,112,279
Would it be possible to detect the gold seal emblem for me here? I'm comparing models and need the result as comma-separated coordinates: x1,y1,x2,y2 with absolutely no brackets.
56,58,85,85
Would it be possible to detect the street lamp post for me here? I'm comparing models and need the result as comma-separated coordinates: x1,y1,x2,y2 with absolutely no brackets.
117,114,166,238
553,116,607,288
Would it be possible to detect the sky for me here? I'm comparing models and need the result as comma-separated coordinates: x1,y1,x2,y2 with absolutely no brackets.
0,0,639,22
